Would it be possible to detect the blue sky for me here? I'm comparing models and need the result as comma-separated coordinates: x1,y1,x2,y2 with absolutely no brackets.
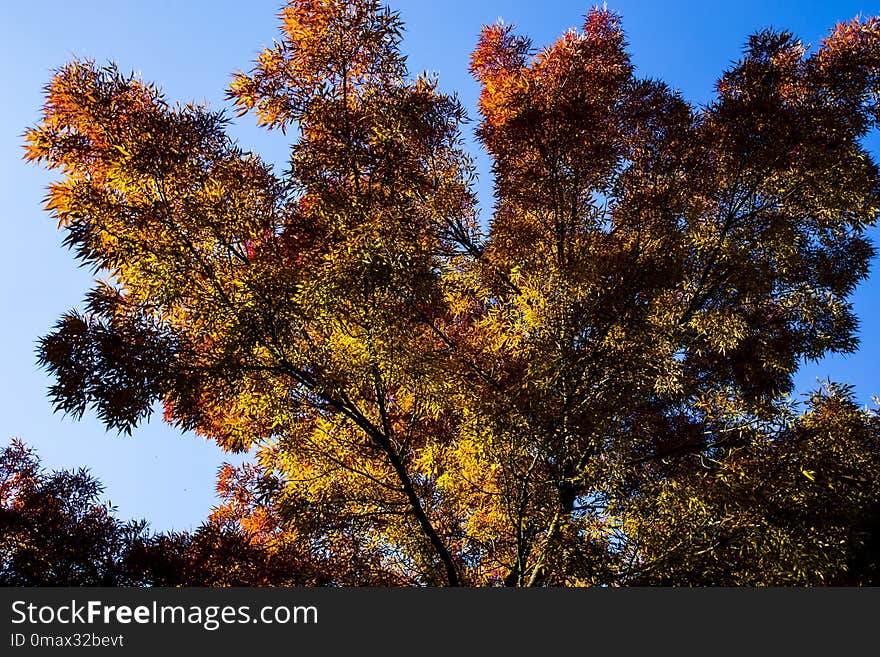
2,0,878,532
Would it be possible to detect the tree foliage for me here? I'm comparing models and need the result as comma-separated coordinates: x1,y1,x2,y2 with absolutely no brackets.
22,0,880,585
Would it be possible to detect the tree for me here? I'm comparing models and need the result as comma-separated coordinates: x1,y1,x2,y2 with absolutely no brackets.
0,439,337,585
23,0,880,585
0,439,147,585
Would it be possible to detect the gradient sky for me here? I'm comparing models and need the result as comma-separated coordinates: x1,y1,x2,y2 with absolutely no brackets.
2,0,878,532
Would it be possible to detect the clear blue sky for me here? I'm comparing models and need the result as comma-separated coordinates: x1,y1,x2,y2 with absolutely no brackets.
2,1,878,532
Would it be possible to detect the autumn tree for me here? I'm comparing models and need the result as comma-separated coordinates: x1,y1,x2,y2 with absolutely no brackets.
0,439,336,586
24,0,880,585
0,439,148,585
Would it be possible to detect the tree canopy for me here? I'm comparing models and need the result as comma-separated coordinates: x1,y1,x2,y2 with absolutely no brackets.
22,0,880,585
